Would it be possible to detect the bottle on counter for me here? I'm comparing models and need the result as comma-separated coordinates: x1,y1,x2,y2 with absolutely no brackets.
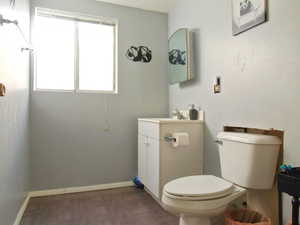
189,104,199,120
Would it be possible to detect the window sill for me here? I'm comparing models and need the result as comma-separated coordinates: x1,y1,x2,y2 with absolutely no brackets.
33,89,118,95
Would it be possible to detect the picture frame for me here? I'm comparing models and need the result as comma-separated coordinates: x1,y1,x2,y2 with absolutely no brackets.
232,0,267,35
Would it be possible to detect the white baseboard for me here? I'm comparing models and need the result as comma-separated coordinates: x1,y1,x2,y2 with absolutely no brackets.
29,181,134,198
13,195,30,225
14,181,133,225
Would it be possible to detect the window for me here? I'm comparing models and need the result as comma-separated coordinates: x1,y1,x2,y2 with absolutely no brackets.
34,8,117,93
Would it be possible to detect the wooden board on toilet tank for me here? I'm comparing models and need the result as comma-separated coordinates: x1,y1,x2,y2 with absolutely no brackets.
224,126,284,225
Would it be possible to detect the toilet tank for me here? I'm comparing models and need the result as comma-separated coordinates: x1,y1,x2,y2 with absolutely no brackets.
217,132,282,190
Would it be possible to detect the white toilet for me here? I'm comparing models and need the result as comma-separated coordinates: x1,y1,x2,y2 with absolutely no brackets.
162,132,282,225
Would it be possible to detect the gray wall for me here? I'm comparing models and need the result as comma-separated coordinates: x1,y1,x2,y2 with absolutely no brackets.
30,0,169,190
168,0,300,223
0,0,30,224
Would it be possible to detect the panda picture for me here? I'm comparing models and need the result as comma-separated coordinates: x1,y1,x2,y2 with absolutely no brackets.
169,49,187,65
232,0,266,35
126,46,152,63
240,0,253,16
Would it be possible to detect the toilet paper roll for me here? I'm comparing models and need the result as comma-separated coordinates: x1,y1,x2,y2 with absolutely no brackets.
172,133,190,148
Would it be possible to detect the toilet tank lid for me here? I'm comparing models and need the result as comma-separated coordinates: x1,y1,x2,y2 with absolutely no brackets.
217,132,282,145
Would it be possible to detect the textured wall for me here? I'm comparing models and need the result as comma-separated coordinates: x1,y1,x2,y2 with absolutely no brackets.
30,0,169,190
168,0,300,223
0,0,30,224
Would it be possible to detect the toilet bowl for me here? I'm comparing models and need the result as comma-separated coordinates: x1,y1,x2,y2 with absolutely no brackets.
162,175,247,225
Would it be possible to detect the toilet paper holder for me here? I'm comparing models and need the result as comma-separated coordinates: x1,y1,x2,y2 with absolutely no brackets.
164,135,176,143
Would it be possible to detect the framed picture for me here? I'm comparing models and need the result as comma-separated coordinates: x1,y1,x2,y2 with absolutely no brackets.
232,0,266,35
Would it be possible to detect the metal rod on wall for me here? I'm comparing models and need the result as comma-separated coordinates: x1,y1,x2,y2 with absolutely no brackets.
10,0,16,9
0,14,34,52
0,14,18,25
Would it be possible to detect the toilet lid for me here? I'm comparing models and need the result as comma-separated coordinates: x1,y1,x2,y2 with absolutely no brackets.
164,175,234,199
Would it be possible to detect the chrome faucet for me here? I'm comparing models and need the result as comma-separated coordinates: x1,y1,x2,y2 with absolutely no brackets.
172,109,185,120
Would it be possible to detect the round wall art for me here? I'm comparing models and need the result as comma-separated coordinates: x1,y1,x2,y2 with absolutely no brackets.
126,46,152,63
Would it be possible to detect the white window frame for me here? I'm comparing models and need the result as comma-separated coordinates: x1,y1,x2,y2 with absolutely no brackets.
33,7,118,94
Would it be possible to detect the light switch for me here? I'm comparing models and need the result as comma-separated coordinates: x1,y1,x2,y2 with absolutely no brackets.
0,83,6,97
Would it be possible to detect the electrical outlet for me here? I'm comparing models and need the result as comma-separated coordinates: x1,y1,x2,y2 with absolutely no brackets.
214,77,221,94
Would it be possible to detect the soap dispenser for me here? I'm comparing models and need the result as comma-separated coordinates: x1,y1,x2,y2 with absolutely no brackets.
189,104,198,120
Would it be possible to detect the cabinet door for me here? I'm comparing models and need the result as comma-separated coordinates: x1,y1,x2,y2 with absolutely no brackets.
138,135,147,185
146,137,160,199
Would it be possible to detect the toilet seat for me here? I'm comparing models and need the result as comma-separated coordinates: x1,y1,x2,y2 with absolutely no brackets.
162,183,247,216
164,175,234,201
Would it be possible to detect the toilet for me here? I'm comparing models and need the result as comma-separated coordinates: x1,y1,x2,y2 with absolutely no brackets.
162,132,282,225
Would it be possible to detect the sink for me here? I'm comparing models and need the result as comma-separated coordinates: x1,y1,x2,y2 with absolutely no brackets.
138,111,204,123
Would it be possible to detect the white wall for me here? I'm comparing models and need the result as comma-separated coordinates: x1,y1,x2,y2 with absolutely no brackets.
168,0,300,223
0,0,30,224
30,0,169,190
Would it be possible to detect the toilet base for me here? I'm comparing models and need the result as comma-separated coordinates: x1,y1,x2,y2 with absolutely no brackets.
180,215,210,225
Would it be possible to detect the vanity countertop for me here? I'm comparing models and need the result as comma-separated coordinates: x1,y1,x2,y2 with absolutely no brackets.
138,118,203,124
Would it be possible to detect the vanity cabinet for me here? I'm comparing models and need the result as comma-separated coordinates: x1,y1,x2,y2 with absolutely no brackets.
138,118,203,200
138,134,160,197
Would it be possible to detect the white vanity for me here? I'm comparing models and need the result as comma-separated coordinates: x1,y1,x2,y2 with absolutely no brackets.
138,118,204,200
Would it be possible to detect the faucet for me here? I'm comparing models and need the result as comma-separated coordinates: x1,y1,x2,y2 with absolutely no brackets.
172,109,185,120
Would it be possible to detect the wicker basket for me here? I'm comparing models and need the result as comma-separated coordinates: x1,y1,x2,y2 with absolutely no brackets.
225,209,271,225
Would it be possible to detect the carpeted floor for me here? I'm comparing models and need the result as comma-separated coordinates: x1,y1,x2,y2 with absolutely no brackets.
20,187,178,225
